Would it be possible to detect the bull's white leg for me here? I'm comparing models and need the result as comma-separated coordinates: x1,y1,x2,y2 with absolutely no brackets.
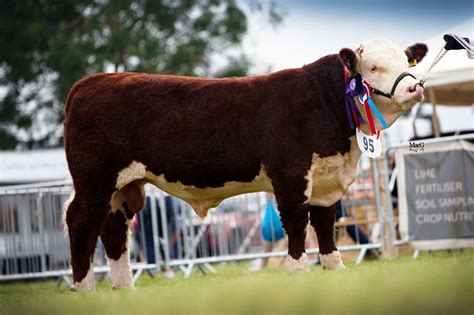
66,194,108,293
286,253,310,272
106,228,134,289
72,264,95,292
107,251,134,289
320,250,346,270
309,205,346,271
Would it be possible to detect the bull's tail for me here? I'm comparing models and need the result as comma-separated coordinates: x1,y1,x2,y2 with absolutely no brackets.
62,187,75,233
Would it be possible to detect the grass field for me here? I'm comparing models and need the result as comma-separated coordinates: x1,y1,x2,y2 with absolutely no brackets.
1,250,473,315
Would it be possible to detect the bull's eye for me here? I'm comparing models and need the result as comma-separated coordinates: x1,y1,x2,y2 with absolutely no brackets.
369,66,377,73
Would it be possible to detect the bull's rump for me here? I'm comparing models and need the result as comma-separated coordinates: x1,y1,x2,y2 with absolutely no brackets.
64,72,266,189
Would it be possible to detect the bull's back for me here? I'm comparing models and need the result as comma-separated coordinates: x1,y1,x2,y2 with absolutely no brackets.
64,72,265,188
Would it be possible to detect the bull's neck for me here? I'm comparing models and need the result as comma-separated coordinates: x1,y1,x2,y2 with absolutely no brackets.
304,55,404,136
352,90,405,134
303,55,354,138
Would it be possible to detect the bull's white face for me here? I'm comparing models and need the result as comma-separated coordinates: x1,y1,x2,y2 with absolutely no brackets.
358,39,424,111
339,38,428,131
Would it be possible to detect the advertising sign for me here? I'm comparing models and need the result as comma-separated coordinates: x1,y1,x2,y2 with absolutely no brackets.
397,140,474,250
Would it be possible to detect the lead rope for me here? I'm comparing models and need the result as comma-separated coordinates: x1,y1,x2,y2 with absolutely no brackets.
419,44,448,86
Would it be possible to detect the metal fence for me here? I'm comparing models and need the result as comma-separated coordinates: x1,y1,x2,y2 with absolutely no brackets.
0,159,387,284
0,183,71,280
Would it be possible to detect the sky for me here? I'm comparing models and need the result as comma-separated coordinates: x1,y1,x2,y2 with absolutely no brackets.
243,0,473,71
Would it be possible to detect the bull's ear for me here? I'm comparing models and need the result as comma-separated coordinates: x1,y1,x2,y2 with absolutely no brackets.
405,43,428,66
339,48,359,74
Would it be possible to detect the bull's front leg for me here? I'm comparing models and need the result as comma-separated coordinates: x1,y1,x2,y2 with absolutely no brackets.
309,204,346,270
270,170,311,273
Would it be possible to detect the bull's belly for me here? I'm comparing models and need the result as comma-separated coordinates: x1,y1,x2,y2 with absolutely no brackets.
114,161,273,217
149,162,357,214
114,137,360,216
145,167,273,217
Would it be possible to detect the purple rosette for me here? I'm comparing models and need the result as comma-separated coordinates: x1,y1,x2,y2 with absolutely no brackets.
345,74,365,129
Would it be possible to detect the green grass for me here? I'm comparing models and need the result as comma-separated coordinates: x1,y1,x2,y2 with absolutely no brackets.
1,250,473,315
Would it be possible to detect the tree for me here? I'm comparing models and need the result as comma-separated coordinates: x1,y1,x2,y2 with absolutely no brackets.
0,0,281,149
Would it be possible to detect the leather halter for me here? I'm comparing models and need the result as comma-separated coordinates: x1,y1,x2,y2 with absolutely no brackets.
370,71,420,99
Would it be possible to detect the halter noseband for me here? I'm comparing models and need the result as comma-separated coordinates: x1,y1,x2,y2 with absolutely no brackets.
370,71,421,99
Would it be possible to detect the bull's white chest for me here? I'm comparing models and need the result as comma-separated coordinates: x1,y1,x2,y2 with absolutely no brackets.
306,136,361,206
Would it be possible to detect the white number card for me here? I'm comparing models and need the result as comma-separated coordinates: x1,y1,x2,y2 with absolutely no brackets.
356,128,382,158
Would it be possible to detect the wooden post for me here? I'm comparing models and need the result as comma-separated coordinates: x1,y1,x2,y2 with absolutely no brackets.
428,88,441,138
378,135,398,259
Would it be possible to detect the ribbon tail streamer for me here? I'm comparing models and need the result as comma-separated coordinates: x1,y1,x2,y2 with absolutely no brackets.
363,100,376,135
345,97,355,129
367,97,389,129
352,101,365,125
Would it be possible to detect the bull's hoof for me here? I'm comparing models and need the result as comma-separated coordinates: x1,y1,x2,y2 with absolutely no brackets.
320,251,346,270
286,253,311,273
71,282,96,292
111,278,135,291
70,286,95,293
110,276,134,290
71,266,96,292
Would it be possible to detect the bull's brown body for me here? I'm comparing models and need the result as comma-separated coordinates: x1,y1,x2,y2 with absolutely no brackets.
63,40,427,290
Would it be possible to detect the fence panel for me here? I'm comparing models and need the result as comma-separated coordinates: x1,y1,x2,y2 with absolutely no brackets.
1,165,387,282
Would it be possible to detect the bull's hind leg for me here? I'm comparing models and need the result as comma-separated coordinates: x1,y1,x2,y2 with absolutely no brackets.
269,170,311,272
101,181,145,289
309,204,345,270
101,210,134,289
65,193,110,292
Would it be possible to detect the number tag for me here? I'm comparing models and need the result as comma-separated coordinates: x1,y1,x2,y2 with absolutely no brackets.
356,128,382,158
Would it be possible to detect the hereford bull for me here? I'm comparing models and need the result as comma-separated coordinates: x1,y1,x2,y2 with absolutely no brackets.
63,38,427,291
